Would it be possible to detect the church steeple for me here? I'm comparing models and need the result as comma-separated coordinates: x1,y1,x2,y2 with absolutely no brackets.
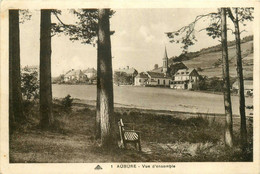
163,46,168,76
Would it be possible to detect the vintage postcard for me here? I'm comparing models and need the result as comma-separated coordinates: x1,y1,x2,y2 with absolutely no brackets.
0,0,260,174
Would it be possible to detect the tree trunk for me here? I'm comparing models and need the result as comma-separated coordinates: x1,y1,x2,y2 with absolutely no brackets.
95,49,101,139
234,8,247,150
221,8,233,147
39,10,53,128
97,9,116,148
9,10,26,126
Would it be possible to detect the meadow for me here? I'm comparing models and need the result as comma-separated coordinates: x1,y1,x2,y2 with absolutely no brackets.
182,41,253,78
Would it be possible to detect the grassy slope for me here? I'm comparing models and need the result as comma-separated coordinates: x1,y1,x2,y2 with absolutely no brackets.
10,101,253,162
172,41,253,78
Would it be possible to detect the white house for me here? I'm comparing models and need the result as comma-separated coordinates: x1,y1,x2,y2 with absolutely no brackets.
171,68,200,89
134,72,149,86
146,71,172,86
134,71,172,86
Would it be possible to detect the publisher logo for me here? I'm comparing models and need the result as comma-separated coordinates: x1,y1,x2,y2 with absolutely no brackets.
94,165,103,170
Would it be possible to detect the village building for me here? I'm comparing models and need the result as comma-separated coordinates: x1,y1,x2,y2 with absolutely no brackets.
232,79,253,96
171,68,200,89
135,47,172,86
114,66,138,77
151,47,187,77
146,72,172,86
134,72,149,86
64,69,87,83
135,72,172,86
82,68,97,79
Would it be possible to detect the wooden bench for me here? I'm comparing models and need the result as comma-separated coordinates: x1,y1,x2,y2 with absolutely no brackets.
118,119,141,151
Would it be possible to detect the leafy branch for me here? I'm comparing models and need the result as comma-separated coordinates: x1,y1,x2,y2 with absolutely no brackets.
165,12,219,52
51,9,115,46
165,8,253,52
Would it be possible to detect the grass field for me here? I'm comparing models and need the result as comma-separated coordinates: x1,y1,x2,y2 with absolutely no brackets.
182,41,253,78
9,100,253,162
52,84,253,116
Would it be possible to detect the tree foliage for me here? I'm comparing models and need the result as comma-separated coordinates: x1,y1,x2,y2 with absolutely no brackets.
165,12,219,52
165,8,254,52
21,70,39,100
228,8,254,23
19,9,32,24
51,9,115,45
114,72,133,85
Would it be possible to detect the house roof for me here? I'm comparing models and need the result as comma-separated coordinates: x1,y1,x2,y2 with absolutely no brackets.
114,67,137,75
83,68,96,74
146,71,171,79
174,68,196,76
135,72,149,78
233,80,253,90
146,71,165,78
64,69,84,77
151,67,163,73
151,62,186,73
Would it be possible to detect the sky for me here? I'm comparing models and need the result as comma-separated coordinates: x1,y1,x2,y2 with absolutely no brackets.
20,8,253,77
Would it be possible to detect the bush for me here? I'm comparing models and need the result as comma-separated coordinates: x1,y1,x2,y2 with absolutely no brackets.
114,71,133,85
21,70,39,100
193,76,224,92
193,76,208,91
61,95,73,110
208,77,223,92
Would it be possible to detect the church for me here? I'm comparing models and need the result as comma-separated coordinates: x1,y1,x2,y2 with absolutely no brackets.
151,47,187,77
134,47,185,86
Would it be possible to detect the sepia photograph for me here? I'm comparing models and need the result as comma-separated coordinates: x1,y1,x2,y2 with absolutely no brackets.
1,1,260,174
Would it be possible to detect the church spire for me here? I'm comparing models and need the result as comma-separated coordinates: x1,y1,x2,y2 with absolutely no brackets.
164,46,168,59
163,46,168,76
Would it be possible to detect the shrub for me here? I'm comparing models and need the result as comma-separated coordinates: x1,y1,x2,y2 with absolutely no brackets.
21,70,39,100
193,76,224,92
193,76,208,91
61,95,73,110
114,71,133,85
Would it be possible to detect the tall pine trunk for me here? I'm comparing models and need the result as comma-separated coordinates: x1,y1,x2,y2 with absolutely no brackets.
95,51,101,139
221,8,233,147
233,8,247,149
97,9,116,148
9,10,25,126
39,10,53,128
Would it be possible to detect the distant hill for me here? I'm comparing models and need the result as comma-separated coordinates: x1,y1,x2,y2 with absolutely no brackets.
169,35,253,78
